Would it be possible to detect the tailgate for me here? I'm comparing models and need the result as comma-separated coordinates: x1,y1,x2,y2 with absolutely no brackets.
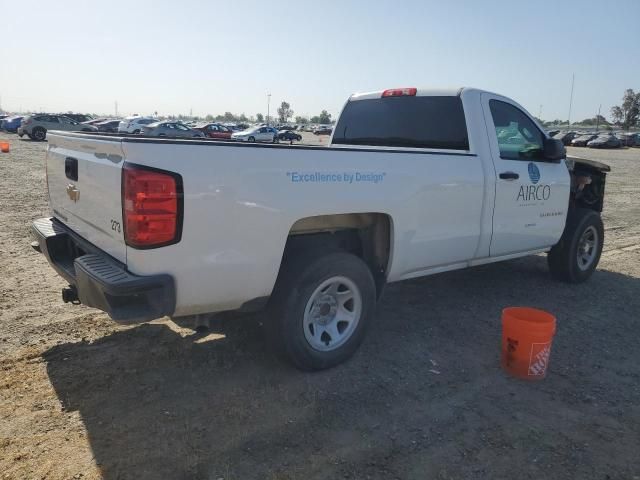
46,132,126,263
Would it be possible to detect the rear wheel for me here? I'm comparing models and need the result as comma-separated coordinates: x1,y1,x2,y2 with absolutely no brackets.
32,127,46,141
132,129,140,134
248,136,255,142
548,208,604,283
268,251,376,370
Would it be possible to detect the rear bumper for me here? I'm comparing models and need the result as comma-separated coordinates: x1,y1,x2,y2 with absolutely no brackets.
31,217,175,323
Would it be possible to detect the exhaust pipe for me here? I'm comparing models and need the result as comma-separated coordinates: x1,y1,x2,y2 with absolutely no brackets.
62,287,80,305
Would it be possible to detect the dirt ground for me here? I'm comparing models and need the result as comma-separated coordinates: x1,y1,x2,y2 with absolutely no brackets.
1,131,639,480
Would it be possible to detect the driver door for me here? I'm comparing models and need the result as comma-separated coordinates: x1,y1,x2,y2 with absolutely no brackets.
481,94,570,257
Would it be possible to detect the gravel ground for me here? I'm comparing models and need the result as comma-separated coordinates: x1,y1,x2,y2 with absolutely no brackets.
0,132,639,480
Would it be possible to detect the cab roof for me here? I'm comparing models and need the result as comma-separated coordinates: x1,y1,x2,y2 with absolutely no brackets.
349,87,494,101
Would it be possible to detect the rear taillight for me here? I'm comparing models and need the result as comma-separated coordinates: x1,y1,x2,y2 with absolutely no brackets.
381,87,417,97
122,163,182,248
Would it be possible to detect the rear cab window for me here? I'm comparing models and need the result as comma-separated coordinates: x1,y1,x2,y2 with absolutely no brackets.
332,95,469,150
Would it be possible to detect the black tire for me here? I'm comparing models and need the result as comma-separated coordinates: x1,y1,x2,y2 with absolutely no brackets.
248,136,255,143
548,208,604,283
32,127,46,141
132,129,140,134
268,251,376,371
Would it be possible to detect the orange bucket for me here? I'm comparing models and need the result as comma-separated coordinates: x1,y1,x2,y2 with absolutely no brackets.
501,307,556,380
0,142,9,153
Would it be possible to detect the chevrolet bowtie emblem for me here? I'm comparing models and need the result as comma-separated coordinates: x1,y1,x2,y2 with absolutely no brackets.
66,184,80,202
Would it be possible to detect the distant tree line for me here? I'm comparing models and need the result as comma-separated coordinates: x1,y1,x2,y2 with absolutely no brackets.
610,89,640,130
185,101,334,125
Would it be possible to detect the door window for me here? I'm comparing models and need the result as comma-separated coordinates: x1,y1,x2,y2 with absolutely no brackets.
489,100,544,160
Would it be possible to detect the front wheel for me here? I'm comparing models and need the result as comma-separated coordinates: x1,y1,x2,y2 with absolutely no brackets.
548,208,604,283
248,136,255,142
268,252,376,370
32,127,46,141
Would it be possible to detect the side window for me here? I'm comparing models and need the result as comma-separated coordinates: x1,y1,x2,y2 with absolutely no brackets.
49,116,61,123
489,100,544,160
176,124,189,131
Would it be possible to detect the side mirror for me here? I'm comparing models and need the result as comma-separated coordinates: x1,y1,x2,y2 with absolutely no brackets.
543,137,565,162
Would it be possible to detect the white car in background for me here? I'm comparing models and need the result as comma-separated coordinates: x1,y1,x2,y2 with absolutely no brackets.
231,125,278,142
118,116,158,134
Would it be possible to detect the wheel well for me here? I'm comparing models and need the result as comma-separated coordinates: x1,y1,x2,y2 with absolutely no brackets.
569,166,606,213
281,213,392,297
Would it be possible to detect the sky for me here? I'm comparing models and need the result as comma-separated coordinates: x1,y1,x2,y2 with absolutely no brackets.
1,0,638,122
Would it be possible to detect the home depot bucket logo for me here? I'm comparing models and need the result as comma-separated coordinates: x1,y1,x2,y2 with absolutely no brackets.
528,342,552,376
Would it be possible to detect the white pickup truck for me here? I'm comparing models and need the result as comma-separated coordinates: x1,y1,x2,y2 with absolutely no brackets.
32,87,610,370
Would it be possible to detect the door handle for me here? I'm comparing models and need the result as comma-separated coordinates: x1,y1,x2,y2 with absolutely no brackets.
499,172,519,180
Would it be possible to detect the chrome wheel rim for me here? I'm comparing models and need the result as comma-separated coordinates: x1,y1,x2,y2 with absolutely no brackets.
577,225,598,271
303,276,362,352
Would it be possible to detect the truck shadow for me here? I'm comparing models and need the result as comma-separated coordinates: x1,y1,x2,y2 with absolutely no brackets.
43,255,640,480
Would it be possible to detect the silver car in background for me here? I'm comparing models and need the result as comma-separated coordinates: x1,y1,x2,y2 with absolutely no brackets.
118,116,158,134
18,114,98,141
231,126,278,142
141,121,206,138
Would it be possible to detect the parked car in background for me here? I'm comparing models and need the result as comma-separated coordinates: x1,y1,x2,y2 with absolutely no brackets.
617,132,640,147
141,121,206,138
1,115,24,133
118,116,158,134
571,134,598,147
314,125,333,135
231,125,278,142
95,119,121,133
18,114,98,140
194,123,233,139
63,113,94,123
82,118,109,126
552,131,578,146
587,134,622,149
277,130,302,142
